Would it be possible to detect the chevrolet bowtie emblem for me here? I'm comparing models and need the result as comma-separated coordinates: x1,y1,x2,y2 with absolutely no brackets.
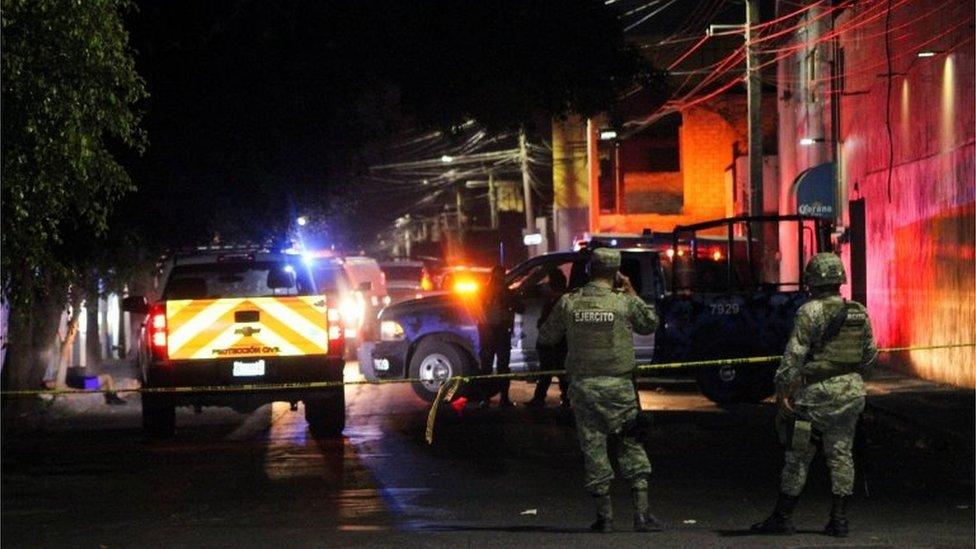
234,326,262,337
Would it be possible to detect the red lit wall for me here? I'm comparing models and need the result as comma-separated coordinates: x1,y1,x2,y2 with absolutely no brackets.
777,0,975,387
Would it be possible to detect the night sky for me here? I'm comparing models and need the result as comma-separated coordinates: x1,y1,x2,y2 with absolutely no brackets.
117,0,648,251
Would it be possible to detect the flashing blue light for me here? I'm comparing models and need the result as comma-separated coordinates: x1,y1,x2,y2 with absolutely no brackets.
302,253,315,266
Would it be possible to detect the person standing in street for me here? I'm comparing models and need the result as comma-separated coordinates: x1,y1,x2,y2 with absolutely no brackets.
477,265,520,408
526,267,570,409
751,252,877,538
538,248,661,533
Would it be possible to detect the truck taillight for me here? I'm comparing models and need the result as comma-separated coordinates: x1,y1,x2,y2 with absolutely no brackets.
327,308,344,355
149,304,168,358
327,308,341,339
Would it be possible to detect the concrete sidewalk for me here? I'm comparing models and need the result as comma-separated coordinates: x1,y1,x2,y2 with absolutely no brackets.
865,365,975,452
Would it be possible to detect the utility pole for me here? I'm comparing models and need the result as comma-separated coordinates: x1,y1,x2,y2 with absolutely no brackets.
488,172,498,229
746,0,763,219
455,185,465,244
519,128,535,237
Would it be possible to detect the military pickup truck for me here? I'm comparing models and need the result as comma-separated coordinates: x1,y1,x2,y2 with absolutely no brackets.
358,216,833,405
124,246,346,438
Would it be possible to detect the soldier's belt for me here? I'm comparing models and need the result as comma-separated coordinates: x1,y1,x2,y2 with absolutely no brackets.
803,367,859,385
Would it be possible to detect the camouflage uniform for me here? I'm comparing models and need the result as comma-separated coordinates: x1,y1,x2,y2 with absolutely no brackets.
753,252,877,538
538,248,660,531
774,281,877,497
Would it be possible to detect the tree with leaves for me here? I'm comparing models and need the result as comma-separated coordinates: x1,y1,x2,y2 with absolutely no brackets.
2,0,147,390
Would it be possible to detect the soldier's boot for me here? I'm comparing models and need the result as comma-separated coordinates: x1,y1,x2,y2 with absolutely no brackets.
632,488,663,532
823,495,849,537
590,494,613,533
750,493,798,535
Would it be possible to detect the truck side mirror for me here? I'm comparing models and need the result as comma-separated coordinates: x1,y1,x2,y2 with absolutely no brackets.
122,295,150,315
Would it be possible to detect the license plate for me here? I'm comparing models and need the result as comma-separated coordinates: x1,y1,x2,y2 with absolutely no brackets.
373,358,390,371
233,360,266,377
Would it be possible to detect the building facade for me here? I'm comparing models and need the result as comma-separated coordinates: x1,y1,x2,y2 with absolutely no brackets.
776,0,974,386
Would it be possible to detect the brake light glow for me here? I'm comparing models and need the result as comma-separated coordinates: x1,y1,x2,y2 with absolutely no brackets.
453,279,479,294
148,304,168,358
327,308,343,341
712,250,723,261
339,293,365,330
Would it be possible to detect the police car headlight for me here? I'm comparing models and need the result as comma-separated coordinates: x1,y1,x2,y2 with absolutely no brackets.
380,320,405,341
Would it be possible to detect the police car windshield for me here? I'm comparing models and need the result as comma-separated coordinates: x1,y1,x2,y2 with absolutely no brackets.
164,261,315,300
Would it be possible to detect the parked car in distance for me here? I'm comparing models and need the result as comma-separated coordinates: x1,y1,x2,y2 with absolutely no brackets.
303,253,358,335
379,259,434,304
339,255,388,340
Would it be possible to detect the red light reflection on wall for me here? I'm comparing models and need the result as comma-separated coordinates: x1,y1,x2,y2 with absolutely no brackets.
891,202,975,387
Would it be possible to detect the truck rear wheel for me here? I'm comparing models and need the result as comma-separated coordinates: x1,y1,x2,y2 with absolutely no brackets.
696,341,774,405
142,394,175,438
305,388,345,438
409,339,474,403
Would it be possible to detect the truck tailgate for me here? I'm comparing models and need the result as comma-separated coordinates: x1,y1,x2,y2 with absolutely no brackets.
165,296,329,360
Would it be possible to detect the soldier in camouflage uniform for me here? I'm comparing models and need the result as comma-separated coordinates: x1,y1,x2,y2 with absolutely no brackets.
538,248,662,533
752,252,877,538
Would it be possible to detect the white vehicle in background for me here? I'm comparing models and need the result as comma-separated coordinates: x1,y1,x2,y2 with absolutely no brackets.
339,255,388,341
379,259,434,305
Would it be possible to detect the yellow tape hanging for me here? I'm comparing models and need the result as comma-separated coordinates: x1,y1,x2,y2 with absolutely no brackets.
425,378,461,445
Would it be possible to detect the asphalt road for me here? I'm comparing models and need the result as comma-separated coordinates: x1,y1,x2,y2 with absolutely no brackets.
3,363,973,548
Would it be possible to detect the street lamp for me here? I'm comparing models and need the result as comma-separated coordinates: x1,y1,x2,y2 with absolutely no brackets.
296,216,308,226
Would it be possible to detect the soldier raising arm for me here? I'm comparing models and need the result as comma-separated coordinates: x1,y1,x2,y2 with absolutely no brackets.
538,248,661,534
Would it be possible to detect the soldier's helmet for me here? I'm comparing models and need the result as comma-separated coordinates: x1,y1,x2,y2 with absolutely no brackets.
589,248,621,276
804,252,846,287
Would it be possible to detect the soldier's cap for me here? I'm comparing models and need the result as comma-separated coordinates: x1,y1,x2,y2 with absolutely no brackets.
590,248,621,271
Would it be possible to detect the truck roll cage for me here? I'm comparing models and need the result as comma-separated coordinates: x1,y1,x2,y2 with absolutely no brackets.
670,215,834,294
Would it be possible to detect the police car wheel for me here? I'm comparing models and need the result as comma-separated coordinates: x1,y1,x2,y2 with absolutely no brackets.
698,366,773,404
142,394,175,438
695,341,774,405
305,388,346,438
409,340,470,403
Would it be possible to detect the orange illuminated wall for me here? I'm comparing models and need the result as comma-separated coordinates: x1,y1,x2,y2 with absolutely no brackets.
596,104,741,233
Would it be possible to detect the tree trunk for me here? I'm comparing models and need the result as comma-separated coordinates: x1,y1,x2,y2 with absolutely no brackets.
55,291,83,389
117,295,126,360
85,294,101,367
6,309,37,391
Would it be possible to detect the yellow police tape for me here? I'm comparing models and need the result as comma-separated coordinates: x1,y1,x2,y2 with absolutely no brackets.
1,342,972,445
1,342,971,399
